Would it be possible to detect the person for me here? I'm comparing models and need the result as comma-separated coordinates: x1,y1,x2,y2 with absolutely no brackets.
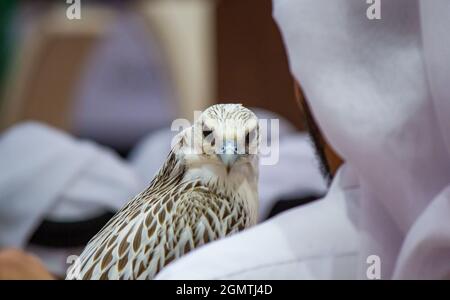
155,0,450,279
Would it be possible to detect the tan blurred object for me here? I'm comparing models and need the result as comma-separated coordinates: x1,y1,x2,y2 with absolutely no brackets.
141,0,216,120
0,4,116,131
0,248,54,280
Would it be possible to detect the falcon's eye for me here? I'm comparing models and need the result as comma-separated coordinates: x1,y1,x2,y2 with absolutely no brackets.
202,128,215,147
202,129,213,138
245,127,257,154
246,128,256,145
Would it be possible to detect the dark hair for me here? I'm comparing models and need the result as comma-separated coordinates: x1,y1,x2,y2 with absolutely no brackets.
294,82,332,184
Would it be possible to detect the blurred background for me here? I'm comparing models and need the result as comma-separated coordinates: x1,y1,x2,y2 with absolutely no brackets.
0,0,303,156
1,0,446,281
0,0,328,279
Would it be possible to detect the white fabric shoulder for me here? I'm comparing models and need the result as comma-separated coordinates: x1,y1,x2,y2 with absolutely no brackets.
156,167,359,280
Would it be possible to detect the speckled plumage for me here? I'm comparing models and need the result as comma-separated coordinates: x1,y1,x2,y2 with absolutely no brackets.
66,104,259,280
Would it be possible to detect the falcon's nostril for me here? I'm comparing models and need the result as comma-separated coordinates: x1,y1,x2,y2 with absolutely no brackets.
221,141,238,155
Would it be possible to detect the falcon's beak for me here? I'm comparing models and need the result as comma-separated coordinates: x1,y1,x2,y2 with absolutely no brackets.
218,141,239,174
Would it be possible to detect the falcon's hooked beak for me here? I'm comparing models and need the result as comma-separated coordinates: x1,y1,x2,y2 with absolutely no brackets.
218,141,239,174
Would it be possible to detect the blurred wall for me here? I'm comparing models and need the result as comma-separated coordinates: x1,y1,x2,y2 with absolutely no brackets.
1,0,217,132
141,0,216,120
1,0,302,148
216,0,303,129
0,3,115,131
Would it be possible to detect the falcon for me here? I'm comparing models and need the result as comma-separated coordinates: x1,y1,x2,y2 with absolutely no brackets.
66,104,259,280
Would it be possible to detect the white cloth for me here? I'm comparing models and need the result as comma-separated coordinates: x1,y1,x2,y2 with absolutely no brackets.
0,122,141,275
156,167,359,279
157,0,450,279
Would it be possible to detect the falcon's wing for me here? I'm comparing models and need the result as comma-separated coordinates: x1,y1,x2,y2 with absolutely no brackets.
67,181,249,280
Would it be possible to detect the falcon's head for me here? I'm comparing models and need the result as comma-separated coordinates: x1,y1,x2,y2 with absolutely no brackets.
175,104,259,190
